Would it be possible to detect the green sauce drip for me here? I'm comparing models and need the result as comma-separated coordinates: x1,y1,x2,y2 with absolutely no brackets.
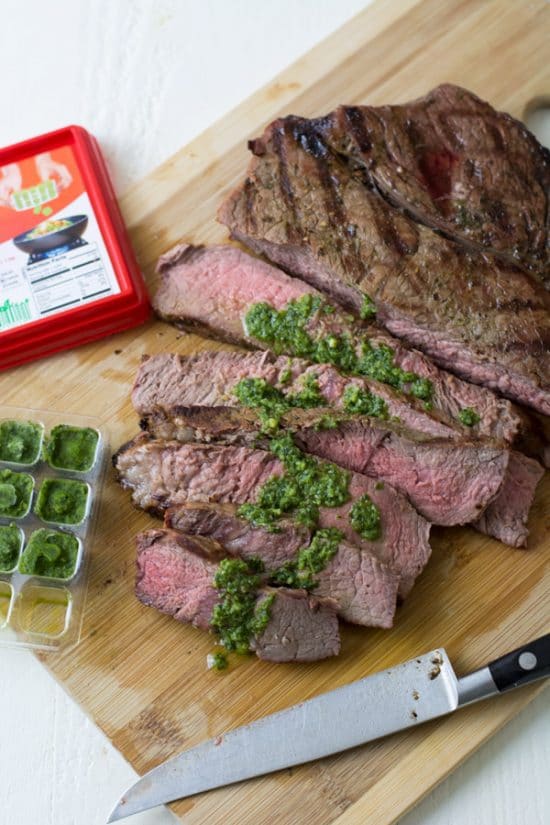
0,420,42,464
342,384,389,418
238,433,350,531
35,478,88,525
19,528,79,579
458,407,480,427
0,470,33,518
244,296,433,402
0,524,22,573
360,293,377,320
211,651,228,671
44,425,98,472
270,527,343,591
211,557,275,654
349,494,382,541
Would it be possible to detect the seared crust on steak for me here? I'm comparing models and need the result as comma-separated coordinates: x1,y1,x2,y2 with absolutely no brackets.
218,110,550,414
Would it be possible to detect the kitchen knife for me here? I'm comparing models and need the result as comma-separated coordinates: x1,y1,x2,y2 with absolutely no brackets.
108,634,549,822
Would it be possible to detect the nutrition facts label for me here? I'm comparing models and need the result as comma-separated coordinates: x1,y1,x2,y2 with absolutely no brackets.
0,186,122,333
25,242,118,316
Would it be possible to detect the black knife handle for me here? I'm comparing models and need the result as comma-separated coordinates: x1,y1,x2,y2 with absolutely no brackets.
488,634,550,693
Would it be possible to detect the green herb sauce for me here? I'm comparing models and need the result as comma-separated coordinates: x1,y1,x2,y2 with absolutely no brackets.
43,425,99,472
238,433,350,531
349,494,382,541
18,528,79,579
210,651,228,671
270,527,343,591
314,414,339,430
360,293,377,320
234,378,291,433
234,373,325,433
244,296,433,402
278,359,295,385
290,372,324,408
35,478,89,525
0,470,34,518
342,384,389,419
211,557,274,654
458,407,480,427
0,524,22,573
0,420,42,465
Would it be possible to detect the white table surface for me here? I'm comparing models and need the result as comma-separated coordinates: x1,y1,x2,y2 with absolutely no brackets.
1,2,549,824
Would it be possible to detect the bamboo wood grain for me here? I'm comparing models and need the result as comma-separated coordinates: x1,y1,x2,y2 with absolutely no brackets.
0,0,548,822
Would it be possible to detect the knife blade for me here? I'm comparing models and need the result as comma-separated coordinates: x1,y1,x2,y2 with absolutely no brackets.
107,633,549,822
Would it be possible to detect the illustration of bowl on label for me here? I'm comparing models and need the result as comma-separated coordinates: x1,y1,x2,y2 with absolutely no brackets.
13,214,89,260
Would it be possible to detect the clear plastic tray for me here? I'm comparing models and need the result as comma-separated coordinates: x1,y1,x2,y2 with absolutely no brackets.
0,405,108,651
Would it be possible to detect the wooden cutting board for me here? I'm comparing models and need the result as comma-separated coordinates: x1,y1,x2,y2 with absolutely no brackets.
2,0,549,822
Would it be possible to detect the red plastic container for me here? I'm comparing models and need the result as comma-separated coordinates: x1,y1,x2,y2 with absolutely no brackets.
0,126,149,370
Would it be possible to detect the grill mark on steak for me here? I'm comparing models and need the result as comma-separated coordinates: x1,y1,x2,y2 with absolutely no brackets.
272,124,301,243
218,108,550,415
343,106,372,154
243,178,257,233
290,118,365,274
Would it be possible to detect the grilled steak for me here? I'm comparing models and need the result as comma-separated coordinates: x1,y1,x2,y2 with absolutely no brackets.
473,452,544,547
165,504,399,627
218,116,550,415
133,350,457,440
313,85,550,280
136,529,340,662
114,434,432,597
134,351,511,528
153,244,522,443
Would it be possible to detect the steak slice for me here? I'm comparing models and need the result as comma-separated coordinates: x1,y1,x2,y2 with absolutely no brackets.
133,350,457,440
165,504,399,628
134,351,511,528
136,529,340,662
114,434,432,597
473,452,544,547
315,85,550,280
153,243,522,444
218,116,550,415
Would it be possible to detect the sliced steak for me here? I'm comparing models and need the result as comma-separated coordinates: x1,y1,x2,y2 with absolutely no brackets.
115,434,432,597
133,350,458,440
218,116,550,415
473,452,544,547
316,85,550,280
153,244,522,444
134,351,510,528
165,504,399,627
136,529,340,662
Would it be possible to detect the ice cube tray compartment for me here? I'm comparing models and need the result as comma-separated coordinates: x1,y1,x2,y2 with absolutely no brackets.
15,582,72,638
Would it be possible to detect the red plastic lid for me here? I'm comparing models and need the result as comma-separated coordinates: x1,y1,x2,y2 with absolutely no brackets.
0,125,150,370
